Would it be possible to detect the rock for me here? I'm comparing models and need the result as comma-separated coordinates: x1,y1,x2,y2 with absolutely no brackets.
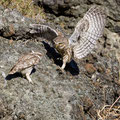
3,24,15,37
70,102,86,120
0,6,35,40
38,0,73,15
0,3,120,120
0,29,119,120
70,96,98,120
0,99,13,120
104,28,120,50
85,64,96,74
95,63,105,73
36,0,120,32
17,112,26,120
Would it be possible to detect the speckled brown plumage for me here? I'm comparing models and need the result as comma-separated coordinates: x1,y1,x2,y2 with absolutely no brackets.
9,51,42,83
30,5,106,70
53,34,72,69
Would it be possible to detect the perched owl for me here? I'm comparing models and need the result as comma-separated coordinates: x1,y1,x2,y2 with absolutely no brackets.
9,51,42,83
30,5,106,70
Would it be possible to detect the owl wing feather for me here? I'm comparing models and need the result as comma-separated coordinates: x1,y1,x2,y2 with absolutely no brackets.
9,53,41,74
29,24,58,41
69,5,106,59
16,51,42,63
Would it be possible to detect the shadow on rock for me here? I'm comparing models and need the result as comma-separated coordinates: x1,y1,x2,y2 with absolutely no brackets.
5,68,36,80
42,41,79,75
5,72,23,80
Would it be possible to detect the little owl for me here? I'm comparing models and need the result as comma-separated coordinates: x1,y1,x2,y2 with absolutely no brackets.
30,5,106,71
9,51,42,83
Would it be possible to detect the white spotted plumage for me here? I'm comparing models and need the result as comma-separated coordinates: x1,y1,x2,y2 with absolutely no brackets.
9,51,42,83
69,5,106,59
30,5,106,70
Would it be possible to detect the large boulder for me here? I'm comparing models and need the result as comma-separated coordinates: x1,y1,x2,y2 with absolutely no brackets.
0,31,120,119
35,0,120,33
0,6,34,40
0,3,120,120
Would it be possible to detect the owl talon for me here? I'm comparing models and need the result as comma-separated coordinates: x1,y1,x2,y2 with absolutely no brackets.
29,80,34,84
56,66,65,74
26,73,33,84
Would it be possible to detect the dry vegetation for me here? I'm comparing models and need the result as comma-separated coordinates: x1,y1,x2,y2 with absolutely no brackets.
98,96,120,120
0,0,45,21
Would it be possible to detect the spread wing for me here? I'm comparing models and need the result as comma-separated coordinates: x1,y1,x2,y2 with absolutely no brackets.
69,5,106,59
29,24,58,41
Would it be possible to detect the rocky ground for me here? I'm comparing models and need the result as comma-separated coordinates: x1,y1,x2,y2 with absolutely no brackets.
0,1,120,120
36,0,120,34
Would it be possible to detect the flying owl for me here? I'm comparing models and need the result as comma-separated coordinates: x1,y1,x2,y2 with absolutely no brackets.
9,51,42,83
29,5,106,71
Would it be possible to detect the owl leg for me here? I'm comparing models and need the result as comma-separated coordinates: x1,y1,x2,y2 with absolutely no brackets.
22,67,33,84
25,73,33,84
56,55,69,73
61,55,69,70
61,61,66,70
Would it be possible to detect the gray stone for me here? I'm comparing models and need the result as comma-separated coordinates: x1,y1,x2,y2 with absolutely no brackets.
0,6,35,40
0,2,120,120
37,0,120,32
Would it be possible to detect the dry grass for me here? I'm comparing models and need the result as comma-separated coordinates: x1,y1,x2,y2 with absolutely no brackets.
98,96,120,120
0,0,46,21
